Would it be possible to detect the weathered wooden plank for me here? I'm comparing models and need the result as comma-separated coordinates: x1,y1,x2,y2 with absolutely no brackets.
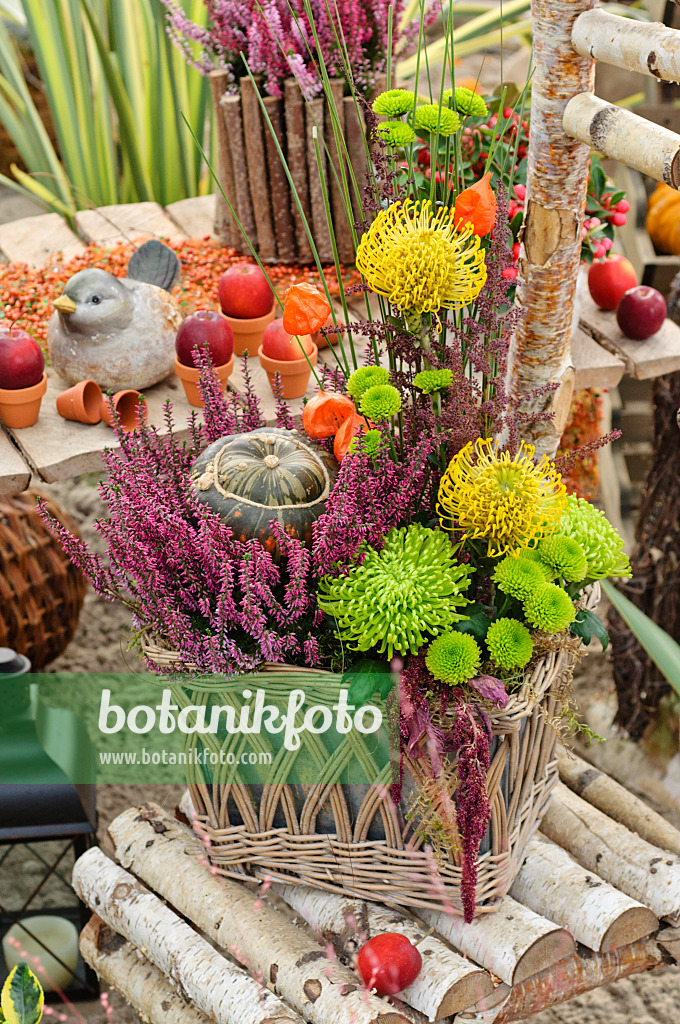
165,196,217,241
4,368,196,483
579,291,680,379
0,427,31,494
74,202,187,247
0,213,85,266
571,325,625,388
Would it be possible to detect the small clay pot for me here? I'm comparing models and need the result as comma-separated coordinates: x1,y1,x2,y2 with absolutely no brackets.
174,354,235,408
101,390,148,432
224,308,275,358
0,372,47,429
56,379,103,424
258,341,318,400
312,316,342,350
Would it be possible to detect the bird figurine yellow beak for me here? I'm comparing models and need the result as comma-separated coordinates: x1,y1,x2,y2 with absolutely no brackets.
54,294,77,314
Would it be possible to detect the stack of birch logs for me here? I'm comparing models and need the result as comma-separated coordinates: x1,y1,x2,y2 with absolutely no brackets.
210,72,370,265
75,752,680,1024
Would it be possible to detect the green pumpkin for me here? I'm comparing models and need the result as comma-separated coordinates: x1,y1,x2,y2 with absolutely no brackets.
191,427,338,551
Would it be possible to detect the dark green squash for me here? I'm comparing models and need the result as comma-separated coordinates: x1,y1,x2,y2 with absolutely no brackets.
191,428,338,551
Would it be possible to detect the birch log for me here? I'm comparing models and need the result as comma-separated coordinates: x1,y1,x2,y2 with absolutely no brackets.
107,804,410,1024
506,0,595,458
563,95,680,189
72,849,303,1024
510,836,659,950
209,71,235,246
80,916,213,1024
274,883,493,1020
572,10,680,84
540,783,680,923
419,896,575,986
557,750,680,855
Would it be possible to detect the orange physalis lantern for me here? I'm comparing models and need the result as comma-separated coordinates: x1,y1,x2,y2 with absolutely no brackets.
333,412,371,462
282,283,332,336
453,172,497,236
302,390,356,440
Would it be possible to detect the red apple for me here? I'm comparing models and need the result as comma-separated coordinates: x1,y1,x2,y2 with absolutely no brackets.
616,285,666,340
588,254,637,310
261,318,314,361
356,934,422,996
0,327,44,389
175,310,234,368
219,263,274,319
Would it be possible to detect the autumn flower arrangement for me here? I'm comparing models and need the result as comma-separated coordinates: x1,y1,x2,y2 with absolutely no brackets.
44,10,631,920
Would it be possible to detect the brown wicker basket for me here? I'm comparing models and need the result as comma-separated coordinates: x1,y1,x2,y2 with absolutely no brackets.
0,490,87,668
142,584,599,915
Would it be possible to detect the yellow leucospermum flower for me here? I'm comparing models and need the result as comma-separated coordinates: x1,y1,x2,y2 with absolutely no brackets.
355,199,487,322
438,437,568,557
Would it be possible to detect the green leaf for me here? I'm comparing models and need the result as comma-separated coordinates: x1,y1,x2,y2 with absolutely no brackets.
1,964,44,1024
570,608,609,652
602,581,680,696
589,155,606,196
454,608,492,644
342,659,390,707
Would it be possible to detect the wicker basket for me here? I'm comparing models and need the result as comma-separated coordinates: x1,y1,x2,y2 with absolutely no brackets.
0,490,87,668
142,584,599,914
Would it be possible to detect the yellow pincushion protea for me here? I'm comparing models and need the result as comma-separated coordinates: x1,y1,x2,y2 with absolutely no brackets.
355,199,487,320
438,438,568,557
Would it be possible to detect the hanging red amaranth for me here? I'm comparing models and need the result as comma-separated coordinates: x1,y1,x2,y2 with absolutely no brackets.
282,282,331,336
454,172,497,236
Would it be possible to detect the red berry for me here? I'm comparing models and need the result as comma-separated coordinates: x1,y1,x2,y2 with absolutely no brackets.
512,242,520,260
517,145,527,157
616,199,630,213
357,934,422,996
612,212,627,226
502,266,518,280
514,183,526,201
594,243,606,258
417,148,431,168
503,107,513,119
603,196,612,209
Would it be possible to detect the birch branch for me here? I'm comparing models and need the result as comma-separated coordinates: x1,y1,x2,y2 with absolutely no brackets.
106,804,411,1024
540,782,680,923
419,895,575,986
557,750,680,855
510,836,658,950
563,94,680,189
572,10,680,84
72,848,302,1024
80,916,213,1024
274,883,493,1020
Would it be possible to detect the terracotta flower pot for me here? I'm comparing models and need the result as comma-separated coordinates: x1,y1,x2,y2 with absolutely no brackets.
0,372,47,428
56,379,103,424
101,390,148,432
312,316,342,350
174,354,234,408
258,341,318,400
224,308,275,358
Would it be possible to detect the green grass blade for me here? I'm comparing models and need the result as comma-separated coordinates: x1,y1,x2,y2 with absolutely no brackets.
602,580,680,697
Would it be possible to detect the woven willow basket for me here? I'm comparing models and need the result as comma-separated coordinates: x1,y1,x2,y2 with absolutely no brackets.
142,584,599,914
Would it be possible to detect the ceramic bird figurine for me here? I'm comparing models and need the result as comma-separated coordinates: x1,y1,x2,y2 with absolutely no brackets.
47,240,185,391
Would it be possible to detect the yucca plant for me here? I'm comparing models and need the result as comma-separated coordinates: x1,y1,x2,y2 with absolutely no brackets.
0,0,213,222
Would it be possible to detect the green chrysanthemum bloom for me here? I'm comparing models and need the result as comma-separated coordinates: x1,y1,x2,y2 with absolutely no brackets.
377,120,416,146
346,365,390,402
486,618,533,670
538,535,588,583
493,552,552,600
426,631,481,685
523,583,576,634
447,87,489,118
372,88,415,117
413,369,454,394
557,495,632,580
318,524,473,659
360,384,402,420
349,428,383,458
413,103,461,137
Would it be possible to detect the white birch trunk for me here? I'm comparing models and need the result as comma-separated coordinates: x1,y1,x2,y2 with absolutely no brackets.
557,751,680,856
72,849,302,1024
563,94,680,189
106,803,410,1024
506,0,595,458
572,10,680,84
419,895,575,986
540,782,680,923
274,883,493,1020
80,916,214,1024
510,836,658,950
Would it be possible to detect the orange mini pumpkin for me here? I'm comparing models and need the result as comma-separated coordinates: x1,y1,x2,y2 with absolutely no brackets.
453,172,497,236
283,283,332,336
303,390,356,440
334,411,371,461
